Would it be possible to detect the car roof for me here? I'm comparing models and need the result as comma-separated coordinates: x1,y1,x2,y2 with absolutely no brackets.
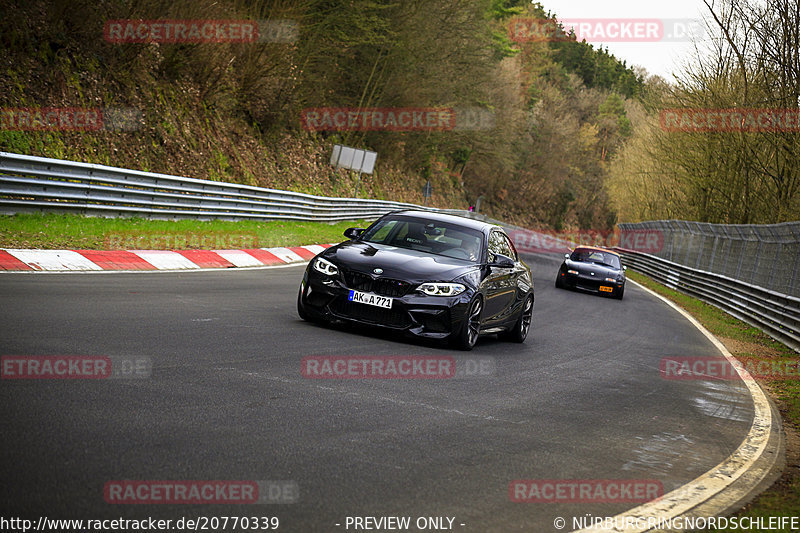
572,245,621,257
386,210,501,233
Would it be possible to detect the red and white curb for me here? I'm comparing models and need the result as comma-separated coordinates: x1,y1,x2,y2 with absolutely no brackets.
0,245,333,272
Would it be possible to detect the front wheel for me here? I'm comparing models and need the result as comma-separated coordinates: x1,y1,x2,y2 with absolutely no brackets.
452,296,483,351
298,283,324,323
500,295,534,343
297,285,311,320
614,285,625,300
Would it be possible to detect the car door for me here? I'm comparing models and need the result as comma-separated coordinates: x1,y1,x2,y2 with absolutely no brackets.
498,231,529,317
482,231,518,323
501,231,531,308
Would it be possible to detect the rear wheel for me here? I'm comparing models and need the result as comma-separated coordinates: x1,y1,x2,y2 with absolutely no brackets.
500,295,534,343
452,297,483,351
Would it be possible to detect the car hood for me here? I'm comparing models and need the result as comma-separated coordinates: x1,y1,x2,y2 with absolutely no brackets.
324,241,479,282
566,260,623,277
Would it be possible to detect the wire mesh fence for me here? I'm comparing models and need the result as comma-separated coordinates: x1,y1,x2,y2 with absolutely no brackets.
618,220,800,298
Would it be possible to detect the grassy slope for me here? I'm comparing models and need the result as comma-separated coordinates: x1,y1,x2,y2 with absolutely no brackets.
0,50,470,213
627,271,800,530
0,213,371,249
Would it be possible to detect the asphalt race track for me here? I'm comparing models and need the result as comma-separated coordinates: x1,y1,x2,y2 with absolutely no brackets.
0,254,756,532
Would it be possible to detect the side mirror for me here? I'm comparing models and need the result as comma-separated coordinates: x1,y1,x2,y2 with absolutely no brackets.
564,253,570,260
622,266,627,271
492,254,515,268
344,227,365,240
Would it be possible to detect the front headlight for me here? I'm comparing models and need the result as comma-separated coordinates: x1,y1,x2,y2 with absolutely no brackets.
567,269,579,275
417,282,466,297
605,277,617,283
313,257,339,276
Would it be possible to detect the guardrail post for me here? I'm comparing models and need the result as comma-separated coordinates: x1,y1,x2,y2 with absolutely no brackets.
735,228,747,280
665,222,674,261
683,230,693,266
767,243,782,291
695,233,706,269
721,226,733,276
790,246,800,295
750,240,763,285
708,235,719,272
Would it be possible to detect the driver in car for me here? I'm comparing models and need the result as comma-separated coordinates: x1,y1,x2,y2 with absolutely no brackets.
463,237,481,261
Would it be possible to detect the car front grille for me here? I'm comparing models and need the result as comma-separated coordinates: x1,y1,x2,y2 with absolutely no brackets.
575,276,605,292
343,270,413,297
331,299,410,328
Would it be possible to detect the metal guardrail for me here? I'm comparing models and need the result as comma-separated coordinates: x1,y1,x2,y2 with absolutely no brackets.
618,248,800,352
619,220,800,298
0,152,470,222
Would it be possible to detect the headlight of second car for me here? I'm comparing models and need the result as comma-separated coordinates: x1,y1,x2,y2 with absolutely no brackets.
313,257,339,276
417,282,466,297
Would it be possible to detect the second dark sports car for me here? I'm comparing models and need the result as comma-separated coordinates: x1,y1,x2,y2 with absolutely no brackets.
555,246,626,299
297,210,534,350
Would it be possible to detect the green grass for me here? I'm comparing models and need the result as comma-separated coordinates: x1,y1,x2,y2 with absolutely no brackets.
627,270,800,530
0,213,372,250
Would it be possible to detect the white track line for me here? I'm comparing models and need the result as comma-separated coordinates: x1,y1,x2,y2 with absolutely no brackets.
131,250,201,270
571,279,776,533
301,244,327,256
213,250,265,268
5,249,103,271
263,246,305,263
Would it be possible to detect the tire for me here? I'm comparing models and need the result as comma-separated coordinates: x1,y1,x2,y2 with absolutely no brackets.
500,295,534,343
452,296,483,351
297,285,311,321
614,285,625,300
298,283,325,323
555,276,564,289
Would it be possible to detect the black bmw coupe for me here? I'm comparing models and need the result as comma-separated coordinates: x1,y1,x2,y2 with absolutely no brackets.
297,210,534,350
555,246,626,299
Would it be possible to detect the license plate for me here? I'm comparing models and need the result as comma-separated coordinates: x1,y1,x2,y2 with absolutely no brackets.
349,290,393,309
599,286,613,293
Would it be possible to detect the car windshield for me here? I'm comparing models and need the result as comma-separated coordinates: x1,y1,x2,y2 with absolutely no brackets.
361,215,484,262
570,249,621,269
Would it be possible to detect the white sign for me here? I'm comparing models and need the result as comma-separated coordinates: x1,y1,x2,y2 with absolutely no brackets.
331,144,377,174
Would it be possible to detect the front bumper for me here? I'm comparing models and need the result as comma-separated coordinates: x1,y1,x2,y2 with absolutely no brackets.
562,272,624,295
300,269,472,339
